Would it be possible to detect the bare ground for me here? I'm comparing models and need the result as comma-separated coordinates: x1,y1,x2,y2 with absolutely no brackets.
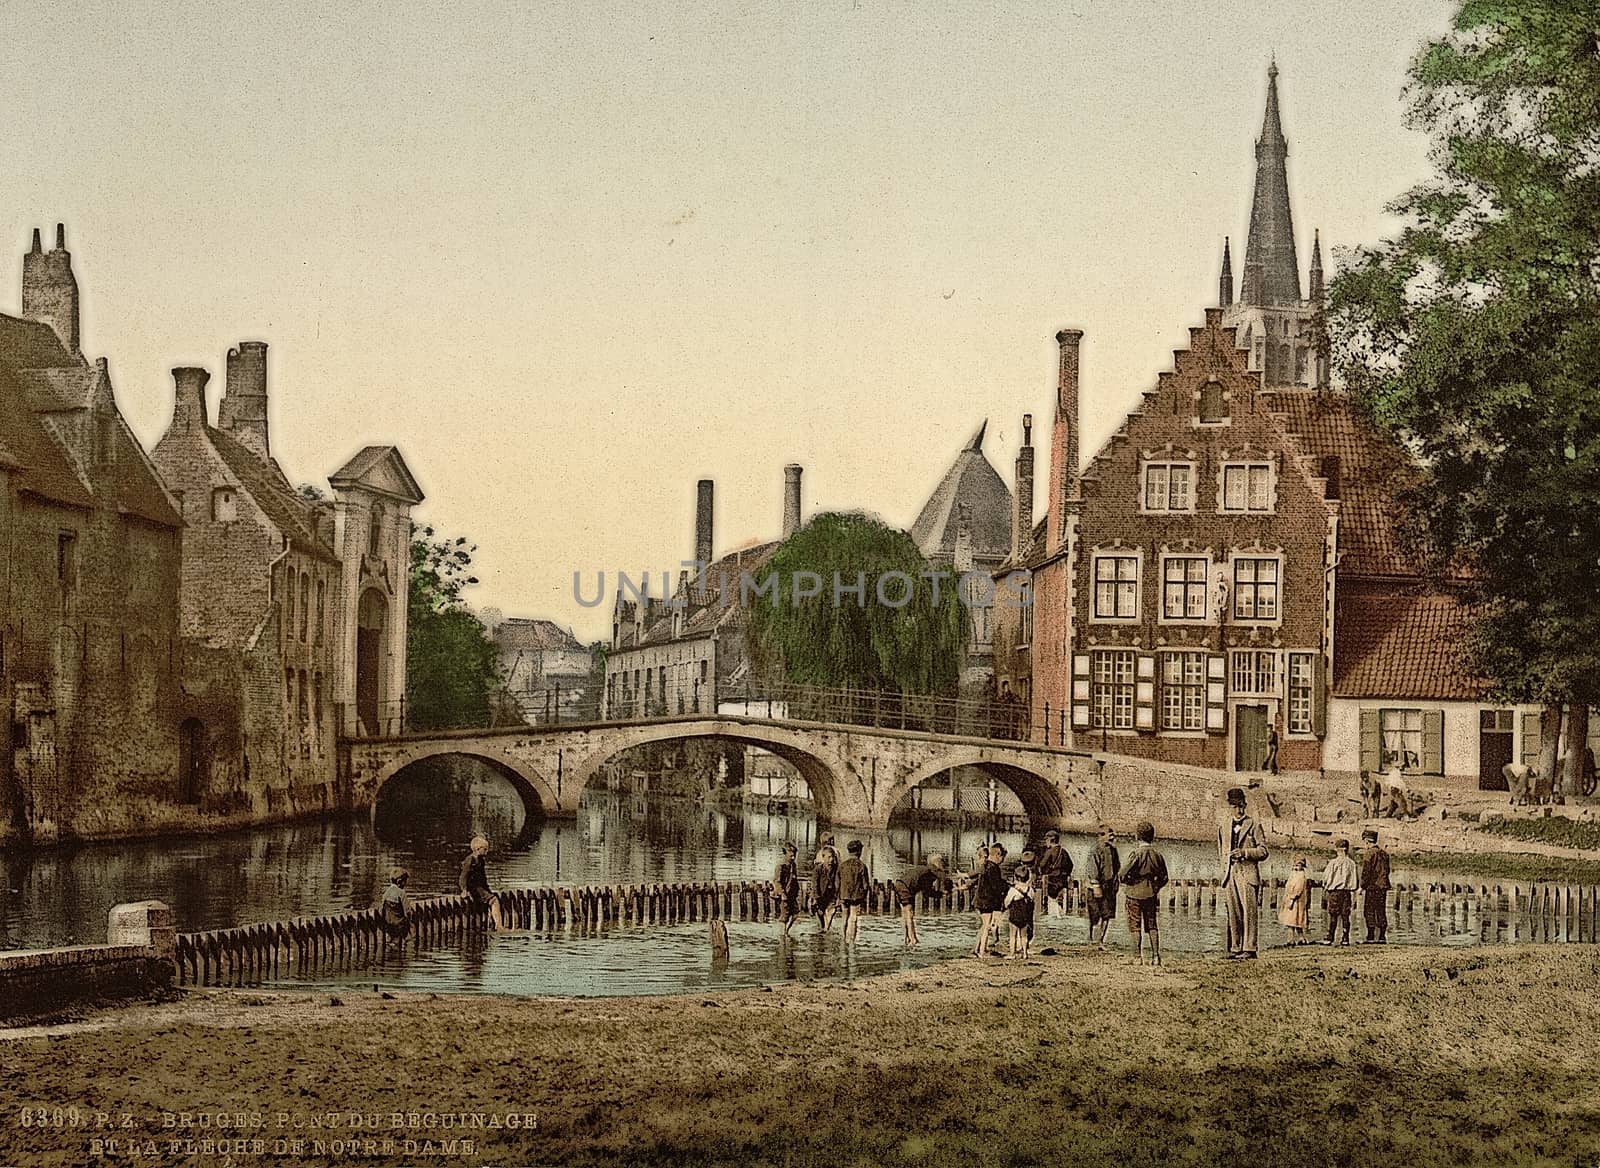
3,945,1599,1167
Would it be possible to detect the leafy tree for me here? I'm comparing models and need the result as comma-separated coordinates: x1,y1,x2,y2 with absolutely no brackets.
747,511,967,696
1330,1,1600,791
406,525,500,730
297,483,326,502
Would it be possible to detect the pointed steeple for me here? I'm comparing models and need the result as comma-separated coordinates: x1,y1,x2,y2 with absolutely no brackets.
967,418,988,452
1241,59,1301,307
1309,228,1324,301
1219,236,1234,307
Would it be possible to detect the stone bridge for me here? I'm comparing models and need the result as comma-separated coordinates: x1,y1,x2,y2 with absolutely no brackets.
339,715,1124,830
341,716,1268,836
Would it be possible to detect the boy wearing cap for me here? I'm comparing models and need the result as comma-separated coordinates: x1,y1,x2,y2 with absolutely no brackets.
1359,829,1392,943
1087,824,1121,949
1321,839,1358,946
773,843,801,938
838,840,871,945
1120,822,1169,966
1038,830,1072,918
1218,787,1269,959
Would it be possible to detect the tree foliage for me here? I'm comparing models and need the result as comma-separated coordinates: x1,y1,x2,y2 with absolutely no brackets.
406,524,500,730
746,511,967,696
1330,1,1600,706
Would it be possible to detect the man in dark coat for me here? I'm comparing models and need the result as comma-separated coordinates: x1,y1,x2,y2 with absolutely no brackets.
1086,823,1121,949
1036,830,1072,919
1359,828,1392,943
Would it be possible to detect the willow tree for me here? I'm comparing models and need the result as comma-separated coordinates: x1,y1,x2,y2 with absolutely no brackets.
746,511,966,696
1330,1,1600,791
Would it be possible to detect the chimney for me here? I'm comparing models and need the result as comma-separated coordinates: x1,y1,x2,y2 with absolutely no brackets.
1047,329,1082,550
1012,414,1034,562
219,341,271,461
694,479,714,570
22,222,80,353
782,464,803,538
171,367,211,433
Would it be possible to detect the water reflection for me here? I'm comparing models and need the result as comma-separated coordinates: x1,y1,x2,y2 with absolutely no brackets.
1,777,1591,996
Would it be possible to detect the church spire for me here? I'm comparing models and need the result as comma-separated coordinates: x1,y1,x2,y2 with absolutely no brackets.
1219,236,1234,307
1309,228,1324,301
1241,59,1301,307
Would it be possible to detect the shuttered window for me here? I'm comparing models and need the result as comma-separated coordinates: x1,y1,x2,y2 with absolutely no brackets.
1362,707,1444,775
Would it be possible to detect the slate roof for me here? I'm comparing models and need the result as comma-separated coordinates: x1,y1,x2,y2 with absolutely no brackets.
614,541,780,653
910,422,1013,563
210,426,337,560
1262,389,1419,577
0,361,94,509
1332,583,1489,701
494,618,586,654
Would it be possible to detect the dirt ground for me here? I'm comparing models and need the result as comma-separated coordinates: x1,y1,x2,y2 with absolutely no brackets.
2,944,1599,1168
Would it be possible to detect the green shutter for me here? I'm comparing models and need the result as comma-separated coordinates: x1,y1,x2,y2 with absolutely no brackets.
1521,711,1542,769
1359,709,1380,774
1422,709,1444,775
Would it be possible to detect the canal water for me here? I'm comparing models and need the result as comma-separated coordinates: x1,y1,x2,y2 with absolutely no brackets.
0,777,1579,997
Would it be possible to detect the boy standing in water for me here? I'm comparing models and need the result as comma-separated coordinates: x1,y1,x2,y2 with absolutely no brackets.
894,854,949,947
1360,829,1392,944
811,834,840,932
838,839,871,945
773,842,801,938
1004,866,1035,958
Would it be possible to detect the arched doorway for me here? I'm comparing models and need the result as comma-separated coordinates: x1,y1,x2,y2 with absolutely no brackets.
178,718,207,804
356,589,388,736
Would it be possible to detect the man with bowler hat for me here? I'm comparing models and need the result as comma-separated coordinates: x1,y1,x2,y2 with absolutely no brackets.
1218,787,1269,958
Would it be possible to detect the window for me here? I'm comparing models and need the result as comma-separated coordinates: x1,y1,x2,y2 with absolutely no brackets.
1091,650,1136,730
1161,556,1209,621
368,504,384,559
285,568,296,638
1288,652,1316,734
1019,595,1034,647
1222,463,1274,513
1093,555,1139,619
315,581,326,645
1161,651,1205,730
1233,557,1279,621
57,531,78,592
1231,650,1279,696
1199,378,1227,423
212,488,237,523
1143,463,1193,513
299,573,310,642
1380,708,1423,771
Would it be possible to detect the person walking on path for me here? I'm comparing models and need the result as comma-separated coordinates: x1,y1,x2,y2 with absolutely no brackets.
1218,787,1269,959
1277,857,1310,944
1086,824,1121,950
1120,822,1169,967
838,839,871,945
1321,839,1358,946
459,836,503,930
894,854,950,947
1264,723,1280,776
811,835,840,932
1037,830,1072,918
1359,829,1392,943
381,867,410,942
773,843,802,938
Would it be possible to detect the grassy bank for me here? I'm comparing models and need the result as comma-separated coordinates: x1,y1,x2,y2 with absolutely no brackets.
3,945,1599,1167
1479,815,1600,851
1391,848,1600,883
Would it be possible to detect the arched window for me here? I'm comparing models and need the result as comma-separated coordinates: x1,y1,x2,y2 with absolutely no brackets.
368,504,384,559
299,573,310,641
315,580,326,645
285,569,296,642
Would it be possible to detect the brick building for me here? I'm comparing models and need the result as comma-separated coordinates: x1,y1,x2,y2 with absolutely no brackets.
151,344,422,820
483,613,594,724
0,226,185,844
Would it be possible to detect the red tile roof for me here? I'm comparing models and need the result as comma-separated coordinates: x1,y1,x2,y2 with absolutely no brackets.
1333,583,1490,701
1262,390,1420,577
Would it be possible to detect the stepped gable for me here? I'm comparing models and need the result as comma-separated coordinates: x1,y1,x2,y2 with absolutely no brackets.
910,421,1013,561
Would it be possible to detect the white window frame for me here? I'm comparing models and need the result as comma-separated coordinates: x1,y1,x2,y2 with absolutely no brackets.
1159,554,1211,624
1220,461,1276,514
1380,708,1424,772
1140,461,1195,514
1090,552,1141,623
1287,651,1316,735
1230,649,1280,697
1160,650,1206,732
1231,554,1282,625
1090,649,1136,731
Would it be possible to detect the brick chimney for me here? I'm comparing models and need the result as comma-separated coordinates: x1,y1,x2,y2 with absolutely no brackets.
170,367,211,433
22,223,80,354
219,341,270,461
782,464,803,538
1012,414,1033,562
694,479,714,570
1047,329,1082,550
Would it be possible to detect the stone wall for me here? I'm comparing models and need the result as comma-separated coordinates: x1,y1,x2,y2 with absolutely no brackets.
0,902,175,1023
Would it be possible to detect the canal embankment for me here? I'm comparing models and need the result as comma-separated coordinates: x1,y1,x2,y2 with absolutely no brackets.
2,943,1597,1167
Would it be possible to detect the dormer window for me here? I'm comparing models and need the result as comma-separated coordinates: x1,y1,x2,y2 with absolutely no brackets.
1199,377,1228,423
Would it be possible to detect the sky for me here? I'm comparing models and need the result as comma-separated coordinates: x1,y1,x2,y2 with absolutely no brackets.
1,1,1452,642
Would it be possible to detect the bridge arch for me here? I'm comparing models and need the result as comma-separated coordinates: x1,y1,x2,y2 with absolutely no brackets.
880,750,1068,830
368,745,558,827
561,720,867,823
